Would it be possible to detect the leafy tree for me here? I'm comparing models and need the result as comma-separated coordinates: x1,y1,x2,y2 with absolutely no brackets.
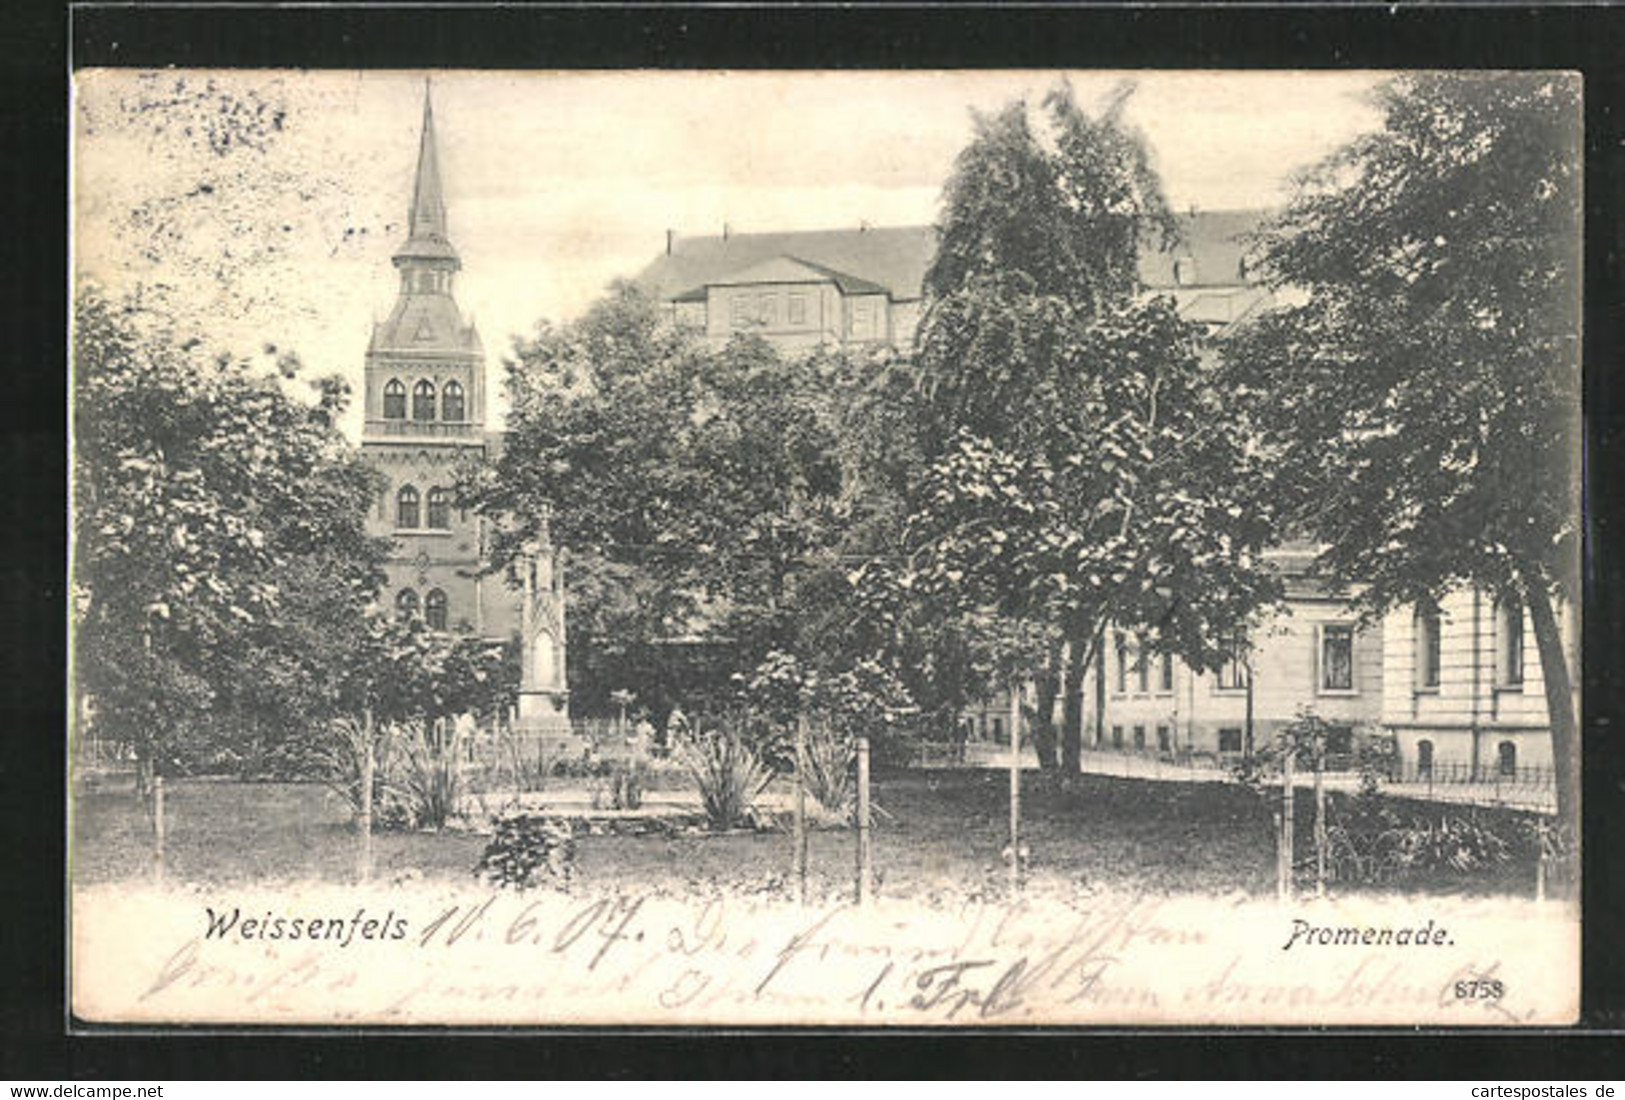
467,283,848,718
72,292,388,783
905,84,1279,772
359,620,519,729
1220,72,1582,833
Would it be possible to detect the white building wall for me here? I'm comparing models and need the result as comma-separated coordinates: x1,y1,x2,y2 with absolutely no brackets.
1381,586,1566,777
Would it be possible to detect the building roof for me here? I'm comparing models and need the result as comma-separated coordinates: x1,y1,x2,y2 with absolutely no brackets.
636,211,1271,304
393,85,460,267
1137,210,1268,289
369,294,482,356
670,254,893,302
637,225,939,304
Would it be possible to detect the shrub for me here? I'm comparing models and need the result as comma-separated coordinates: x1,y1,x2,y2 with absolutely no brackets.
475,813,576,891
1389,813,1511,875
591,759,647,811
743,651,920,770
1355,735,1397,796
552,753,612,780
676,723,775,830
1323,797,1515,885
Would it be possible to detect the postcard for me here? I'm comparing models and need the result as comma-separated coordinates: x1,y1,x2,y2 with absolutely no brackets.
70,69,1582,1026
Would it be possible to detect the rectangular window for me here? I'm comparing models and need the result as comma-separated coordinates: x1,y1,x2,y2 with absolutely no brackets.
850,299,874,338
1156,724,1171,752
1218,728,1243,754
1320,624,1355,692
1132,725,1146,750
758,294,778,326
731,295,748,328
1217,634,1247,691
992,717,1004,739
1499,599,1524,687
788,294,807,325
1111,725,1124,749
1134,634,1150,694
1114,632,1128,695
1416,602,1442,690
1326,724,1354,758
1159,650,1175,693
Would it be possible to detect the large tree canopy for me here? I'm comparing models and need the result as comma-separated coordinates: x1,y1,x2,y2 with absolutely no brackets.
466,285,855,720
1221,72,1582,829
904,84,1280,771
73,291,389,774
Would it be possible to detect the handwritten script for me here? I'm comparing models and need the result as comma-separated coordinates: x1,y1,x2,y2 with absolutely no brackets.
71,883,1578,1026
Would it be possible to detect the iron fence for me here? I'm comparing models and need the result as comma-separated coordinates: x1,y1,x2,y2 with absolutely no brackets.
902,739,1556,811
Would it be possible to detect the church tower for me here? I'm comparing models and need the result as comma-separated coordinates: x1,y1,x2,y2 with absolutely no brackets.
361,85,513,642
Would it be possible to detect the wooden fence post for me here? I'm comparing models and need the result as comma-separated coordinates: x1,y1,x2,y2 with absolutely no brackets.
152,773,166,885
358,707,375,884
1314,744,1327,899
794,711,808,906
856,734,873,906
1008,681,1022,899
1281,745,1295,901
1273,809,1285,902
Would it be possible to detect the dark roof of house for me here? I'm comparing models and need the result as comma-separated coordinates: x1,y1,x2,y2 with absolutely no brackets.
1139,210,1269,288
638,225,939,304
634,211,1271,303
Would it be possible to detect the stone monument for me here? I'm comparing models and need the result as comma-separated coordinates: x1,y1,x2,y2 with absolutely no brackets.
514,520,577,752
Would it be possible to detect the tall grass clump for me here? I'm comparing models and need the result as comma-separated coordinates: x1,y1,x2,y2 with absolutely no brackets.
396,718,466,830
676,722,774,831
802,718,855,819
313,714,398,824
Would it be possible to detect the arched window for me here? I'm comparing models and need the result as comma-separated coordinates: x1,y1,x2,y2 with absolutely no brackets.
395,588,420,621
383,379,407,420
1498,741,1517,777
413,379,437,421
1417,739,1434,777
426,487,451,530
425,589,448,631
396,484,420,529
441,380,465,422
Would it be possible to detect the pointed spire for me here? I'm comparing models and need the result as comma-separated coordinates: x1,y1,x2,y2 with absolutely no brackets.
409,80,445,238
394,78,459,267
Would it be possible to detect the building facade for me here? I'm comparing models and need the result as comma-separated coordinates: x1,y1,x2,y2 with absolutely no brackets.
638,217,1564,781
1083,547,1384,764
1379,587,1570,779
360,89,519,642
635,211,1274,357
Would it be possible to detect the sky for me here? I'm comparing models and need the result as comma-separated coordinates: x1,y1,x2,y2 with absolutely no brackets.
73,69,1386,438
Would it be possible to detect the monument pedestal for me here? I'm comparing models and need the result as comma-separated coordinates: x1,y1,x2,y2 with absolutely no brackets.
514,689,580,751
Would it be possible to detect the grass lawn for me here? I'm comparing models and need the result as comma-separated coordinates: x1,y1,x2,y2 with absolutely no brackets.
71,768,1545,899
